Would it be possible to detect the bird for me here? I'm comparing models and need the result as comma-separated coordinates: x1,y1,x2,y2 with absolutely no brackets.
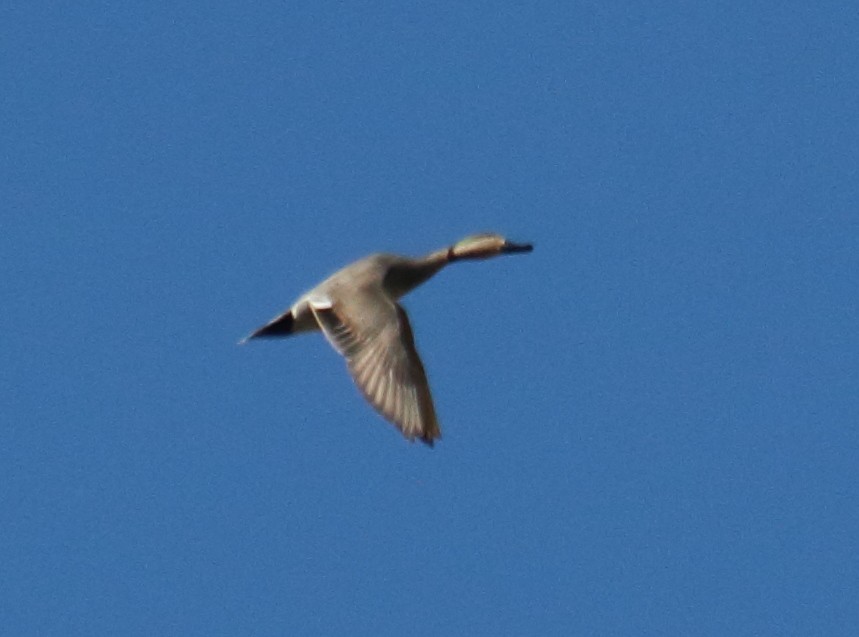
241,233,533,446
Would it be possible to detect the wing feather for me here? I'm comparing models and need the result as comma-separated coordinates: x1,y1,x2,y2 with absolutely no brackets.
309,296,440,444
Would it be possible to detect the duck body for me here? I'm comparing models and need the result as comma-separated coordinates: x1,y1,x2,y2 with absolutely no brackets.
243,233,532,446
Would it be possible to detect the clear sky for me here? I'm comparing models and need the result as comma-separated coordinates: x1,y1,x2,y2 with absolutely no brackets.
2,3,858,635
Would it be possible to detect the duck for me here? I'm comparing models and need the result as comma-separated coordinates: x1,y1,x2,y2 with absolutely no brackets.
241,233,533,446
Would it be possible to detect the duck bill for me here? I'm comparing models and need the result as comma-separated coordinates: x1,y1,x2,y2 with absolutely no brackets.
502,240,534,254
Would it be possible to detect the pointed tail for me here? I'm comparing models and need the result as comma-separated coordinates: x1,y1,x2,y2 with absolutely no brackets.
239,310,295,344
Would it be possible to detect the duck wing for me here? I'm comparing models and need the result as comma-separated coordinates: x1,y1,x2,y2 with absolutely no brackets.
309,294,440,445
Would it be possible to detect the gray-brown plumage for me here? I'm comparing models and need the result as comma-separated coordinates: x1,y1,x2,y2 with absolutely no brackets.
241,233,533,445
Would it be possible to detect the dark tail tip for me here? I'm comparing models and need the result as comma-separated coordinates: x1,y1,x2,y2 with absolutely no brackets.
240,311,295,344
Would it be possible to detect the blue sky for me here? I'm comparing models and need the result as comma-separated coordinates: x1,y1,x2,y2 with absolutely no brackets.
2,2,858,635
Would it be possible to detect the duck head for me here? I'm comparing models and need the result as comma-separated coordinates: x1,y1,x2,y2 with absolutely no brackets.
449,233,534,261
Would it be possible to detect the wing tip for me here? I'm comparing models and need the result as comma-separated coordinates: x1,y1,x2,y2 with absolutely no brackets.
419,432,440,448
416,420,441,448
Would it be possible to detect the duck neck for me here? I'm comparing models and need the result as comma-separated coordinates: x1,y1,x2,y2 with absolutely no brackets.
384,248,452,298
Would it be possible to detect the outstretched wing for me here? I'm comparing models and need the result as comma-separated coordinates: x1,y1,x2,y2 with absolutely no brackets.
309,294,440,445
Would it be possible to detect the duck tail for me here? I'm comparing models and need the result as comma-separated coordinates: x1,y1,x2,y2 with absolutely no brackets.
239,310,294,344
